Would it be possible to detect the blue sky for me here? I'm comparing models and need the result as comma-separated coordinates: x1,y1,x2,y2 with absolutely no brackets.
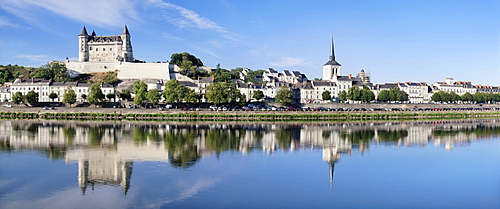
1,0,499,85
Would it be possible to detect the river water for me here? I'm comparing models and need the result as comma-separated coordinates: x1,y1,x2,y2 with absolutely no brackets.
1,119,499,209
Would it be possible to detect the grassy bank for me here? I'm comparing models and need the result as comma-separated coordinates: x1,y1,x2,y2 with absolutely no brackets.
1,111,499,122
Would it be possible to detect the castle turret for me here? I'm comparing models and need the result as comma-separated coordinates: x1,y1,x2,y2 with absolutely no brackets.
322,34,342,81
121,25,133,62
78,26,89,62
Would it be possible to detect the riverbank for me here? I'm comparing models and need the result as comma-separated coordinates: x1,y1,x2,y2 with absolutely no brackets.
1,106,499,121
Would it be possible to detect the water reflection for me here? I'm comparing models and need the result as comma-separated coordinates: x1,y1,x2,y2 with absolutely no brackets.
1,119,499,196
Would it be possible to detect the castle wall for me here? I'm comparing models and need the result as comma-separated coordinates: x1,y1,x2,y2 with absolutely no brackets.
117,62,171,80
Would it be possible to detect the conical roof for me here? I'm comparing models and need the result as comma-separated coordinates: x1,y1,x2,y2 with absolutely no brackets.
122,25,130,35
79,26,89,36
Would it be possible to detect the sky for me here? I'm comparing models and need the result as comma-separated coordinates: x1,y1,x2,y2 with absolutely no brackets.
1,0,499,85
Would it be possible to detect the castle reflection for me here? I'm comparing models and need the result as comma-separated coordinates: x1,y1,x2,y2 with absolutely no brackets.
1,119,499,194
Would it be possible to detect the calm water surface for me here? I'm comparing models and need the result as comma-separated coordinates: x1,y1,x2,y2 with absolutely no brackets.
0,119,499,209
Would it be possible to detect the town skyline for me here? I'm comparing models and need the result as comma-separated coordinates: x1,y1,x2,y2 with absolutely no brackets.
1,0,499,86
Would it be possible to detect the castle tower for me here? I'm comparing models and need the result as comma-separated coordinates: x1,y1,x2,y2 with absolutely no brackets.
121,25,133,62
78,26,89,62
322,34,341,81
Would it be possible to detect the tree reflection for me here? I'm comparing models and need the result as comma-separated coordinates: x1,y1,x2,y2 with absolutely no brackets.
377,130,408,142
340,130,375,143
62,126,76,146
432,125,500,138
205,128,242,156
276,128,294,150
163,129,200,169
87,127,105,146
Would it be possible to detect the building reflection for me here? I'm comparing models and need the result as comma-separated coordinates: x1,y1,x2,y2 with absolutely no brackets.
1,119,499,193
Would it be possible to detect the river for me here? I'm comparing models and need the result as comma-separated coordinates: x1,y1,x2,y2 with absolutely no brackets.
1,119,499,208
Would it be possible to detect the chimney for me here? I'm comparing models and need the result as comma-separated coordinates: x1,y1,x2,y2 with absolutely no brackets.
31,78,34,83
348,74,352,79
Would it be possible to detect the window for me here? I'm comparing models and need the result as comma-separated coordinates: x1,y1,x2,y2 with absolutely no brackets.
96,48,98,51
103,48,105,51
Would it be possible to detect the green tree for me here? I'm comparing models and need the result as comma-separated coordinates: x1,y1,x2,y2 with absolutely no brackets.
88,84,105,106
253,90,265,101
389,88,402,102
377,90,390,102
49,92,58,102
449,92,461,103
185,89,201,103
0,70,14,84
119,89,131,101
23,90,39,106
347,86,362,101
206,82,244,105
62,85,77,106
339,90,348,101
322,90,332,101
170,52,204,67
106,93,115,102
146,89,162,106
163,79,189,103
461,92,474,102
473,92,485,103
245,69,265,83
30,62,68,81
12,92,23,104
432,91,451,102
133,81,148,106
275,85,292,106
360,87,375,102
81,94,87,102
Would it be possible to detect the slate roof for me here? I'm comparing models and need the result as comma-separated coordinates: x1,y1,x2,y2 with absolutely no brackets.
313,81,336,87
199,77,214,83
179,81,198,88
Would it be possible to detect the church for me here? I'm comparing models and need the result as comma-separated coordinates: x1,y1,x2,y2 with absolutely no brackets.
63,26,177,80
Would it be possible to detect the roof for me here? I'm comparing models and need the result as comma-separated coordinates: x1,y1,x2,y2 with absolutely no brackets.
268,68,278,73
50,82,78,87
283,70,291,76
122,25,130,35
89,35,123,43
79,26,88,36
199,77,214,83
179,81,197,88
324,60,342,66
313,81,336,87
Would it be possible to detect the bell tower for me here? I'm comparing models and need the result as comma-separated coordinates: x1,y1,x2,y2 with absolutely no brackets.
322,34,341,81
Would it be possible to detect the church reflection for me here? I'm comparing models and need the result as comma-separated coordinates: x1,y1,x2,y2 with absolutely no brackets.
1,119,499,194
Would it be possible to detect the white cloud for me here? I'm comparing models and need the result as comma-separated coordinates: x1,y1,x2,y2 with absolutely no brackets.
188,44,220,58
147,0,222,31
270,56,312,68
16,54,51,62
161,32,184,41
1,0,140,27
0,16,16,27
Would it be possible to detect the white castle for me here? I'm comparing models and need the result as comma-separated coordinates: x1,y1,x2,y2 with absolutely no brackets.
64,26,176,80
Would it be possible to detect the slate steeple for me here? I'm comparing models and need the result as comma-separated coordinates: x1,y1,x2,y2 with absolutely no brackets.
324,34,341,66
122,25,130,35
79,26,89,36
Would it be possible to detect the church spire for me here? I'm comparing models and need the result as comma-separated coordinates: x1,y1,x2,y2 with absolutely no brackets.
79,26,88,36
324,33,341,66
329,33,335,61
